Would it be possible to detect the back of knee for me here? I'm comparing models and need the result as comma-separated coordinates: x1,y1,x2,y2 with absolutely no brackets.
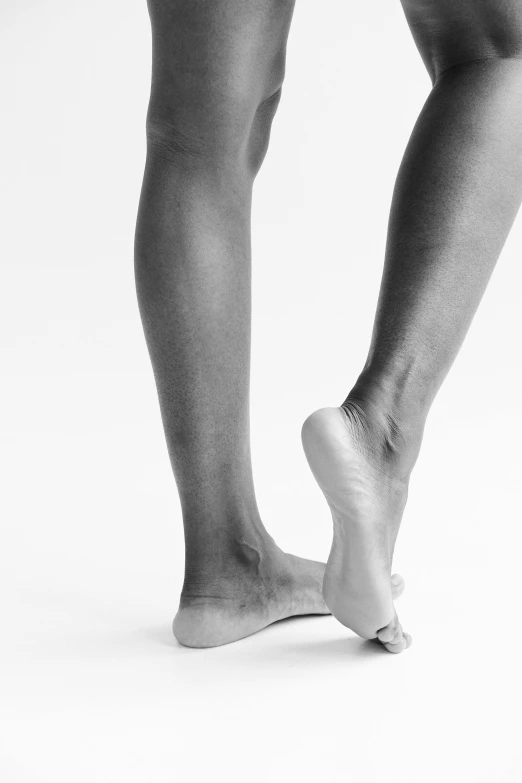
146,78,283,177
245,87,283,174
402,0,522,83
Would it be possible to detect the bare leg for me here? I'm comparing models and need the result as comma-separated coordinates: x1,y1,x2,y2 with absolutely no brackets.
302,1,522,652
135,0,328,648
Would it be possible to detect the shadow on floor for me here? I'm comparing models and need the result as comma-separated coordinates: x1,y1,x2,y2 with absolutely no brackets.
277,636,388,661
138,614,388,662
138,623,178,649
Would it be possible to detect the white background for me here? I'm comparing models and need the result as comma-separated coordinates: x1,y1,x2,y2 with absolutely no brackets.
2,1,522,781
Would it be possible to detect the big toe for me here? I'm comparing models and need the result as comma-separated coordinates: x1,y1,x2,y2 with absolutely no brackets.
391,573,405,600
376,616,412,654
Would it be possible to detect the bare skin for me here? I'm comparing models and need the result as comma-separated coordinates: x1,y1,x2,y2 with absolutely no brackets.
135,0,330,648
302,406,413,653
135,0,522,650
303,2,522,652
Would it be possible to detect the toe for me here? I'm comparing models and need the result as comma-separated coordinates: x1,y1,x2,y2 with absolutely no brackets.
391,573,405,600
383,636,407,654
376,616,411,654
388,626,404,646
382,627,412,654
376,618,399,644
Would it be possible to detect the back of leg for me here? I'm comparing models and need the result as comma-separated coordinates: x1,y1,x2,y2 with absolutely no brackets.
135,1,295,524
400,0,522,82
136,1,329,649
352,0,522,417
146,0,295,172
302,0,522,656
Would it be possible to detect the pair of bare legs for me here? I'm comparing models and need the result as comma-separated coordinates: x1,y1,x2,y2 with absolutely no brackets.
135,0,522,653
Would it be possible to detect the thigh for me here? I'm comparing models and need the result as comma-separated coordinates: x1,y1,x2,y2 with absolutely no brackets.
400,0,522,82
146,0,296,132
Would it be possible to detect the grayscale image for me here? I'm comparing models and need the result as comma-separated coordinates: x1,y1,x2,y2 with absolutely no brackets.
2,1,521,781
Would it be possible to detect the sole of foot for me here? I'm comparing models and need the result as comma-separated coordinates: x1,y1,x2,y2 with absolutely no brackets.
173,551,329,648
301,405,412,655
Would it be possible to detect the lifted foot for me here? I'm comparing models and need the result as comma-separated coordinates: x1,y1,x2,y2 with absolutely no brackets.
302,405,414,654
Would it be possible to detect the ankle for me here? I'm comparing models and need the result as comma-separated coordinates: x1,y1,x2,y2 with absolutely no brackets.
181,495,270,548
343,372,428,476
182,520,279,581
180,536,284,606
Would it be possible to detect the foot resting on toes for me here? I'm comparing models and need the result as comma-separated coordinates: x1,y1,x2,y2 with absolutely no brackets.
302,403,419,654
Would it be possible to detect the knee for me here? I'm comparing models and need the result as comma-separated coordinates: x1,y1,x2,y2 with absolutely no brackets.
146,77,283,178
402,0,522,84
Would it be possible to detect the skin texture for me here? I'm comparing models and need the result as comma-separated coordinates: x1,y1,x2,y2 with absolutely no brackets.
303,1,522,651
135,0,522,650
135,1,331,648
